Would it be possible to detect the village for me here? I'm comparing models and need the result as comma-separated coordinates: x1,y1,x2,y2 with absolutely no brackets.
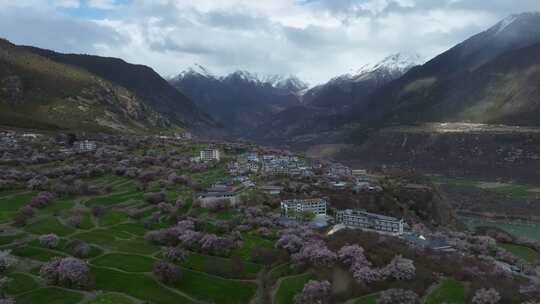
0,129,539,304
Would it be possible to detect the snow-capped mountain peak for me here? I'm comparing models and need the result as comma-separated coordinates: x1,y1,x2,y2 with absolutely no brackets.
494,15,518,34
262,74,309,92
370,53,423,73
171,64,216,81
328,52,424,84
489,11,540,35
222,70,263,85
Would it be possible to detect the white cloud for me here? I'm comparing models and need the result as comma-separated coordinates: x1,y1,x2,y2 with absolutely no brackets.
1,0,540,84
87,0,119,10
54,0,81,8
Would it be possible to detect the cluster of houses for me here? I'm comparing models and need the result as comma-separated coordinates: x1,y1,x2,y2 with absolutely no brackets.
228,153,259,175
262,154,312,176
228,152,314,177
324,163,383,193
0,131,17,145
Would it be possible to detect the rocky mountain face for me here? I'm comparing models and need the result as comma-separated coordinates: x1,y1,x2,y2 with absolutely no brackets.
0,39,211,133
169,66,307,135
346,12,540,130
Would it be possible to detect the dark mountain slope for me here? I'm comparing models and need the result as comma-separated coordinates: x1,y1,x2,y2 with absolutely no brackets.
25,46,213,129
0,39,191,132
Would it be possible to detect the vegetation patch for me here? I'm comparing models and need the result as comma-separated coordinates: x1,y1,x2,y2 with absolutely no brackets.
174,268,258,304
24,217,75,236
182,252,262,279
85,293,135,304
16,287,84,304
85,191,143,207
425,278,465,304
234,233,274,262
267,263,299,286
0,192,36,221
5,272,39,295
109,223,148,236
353,293,379,304
274,272,315,304
42,198,76,214
99,210,129,226
500,243,540,265
92,253,156,272
91,266,197,304
0,233,25,245
12,245,67,261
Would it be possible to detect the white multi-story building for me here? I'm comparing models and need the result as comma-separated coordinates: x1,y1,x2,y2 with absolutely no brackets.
75,140,97,153
281,198,327,218
200,149,221,162
336,209,404,235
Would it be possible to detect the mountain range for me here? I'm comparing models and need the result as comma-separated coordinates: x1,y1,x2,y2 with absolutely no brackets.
169,53,421,138
2,12,540,142
168,66,307,135
232,11,540,144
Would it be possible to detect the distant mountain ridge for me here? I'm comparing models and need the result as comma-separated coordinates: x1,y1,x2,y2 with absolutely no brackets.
302,53,423,110
243,53,423,142
169,66,307,135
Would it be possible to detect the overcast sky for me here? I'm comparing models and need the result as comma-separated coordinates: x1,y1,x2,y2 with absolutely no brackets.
0,0,539,84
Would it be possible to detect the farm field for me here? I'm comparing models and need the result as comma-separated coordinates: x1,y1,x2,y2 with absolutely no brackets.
499,243,540,265
274,272,315,304
428,174,540,199
461,216,540,241
0,141,279,304
424,278,465,304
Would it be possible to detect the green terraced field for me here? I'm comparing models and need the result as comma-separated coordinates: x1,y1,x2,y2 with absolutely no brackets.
425,278,465,304
274,273,315,304
24,216,76,236
91,253,155,272
16,287,84,304
12,245,68,261
0,192,36,221
233,233,274,262
182,252,262,279
84,293,135,304
500,243,540,265
353,294,378,304
6,272,39,295
91,266,197,304
174,268,258,304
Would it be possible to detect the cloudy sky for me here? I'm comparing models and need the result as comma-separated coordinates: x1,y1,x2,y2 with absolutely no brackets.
0,0,539,84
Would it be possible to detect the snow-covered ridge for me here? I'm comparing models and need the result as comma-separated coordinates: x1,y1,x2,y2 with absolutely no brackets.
328,52,424,84
491,11,540,35
172,65,308,92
